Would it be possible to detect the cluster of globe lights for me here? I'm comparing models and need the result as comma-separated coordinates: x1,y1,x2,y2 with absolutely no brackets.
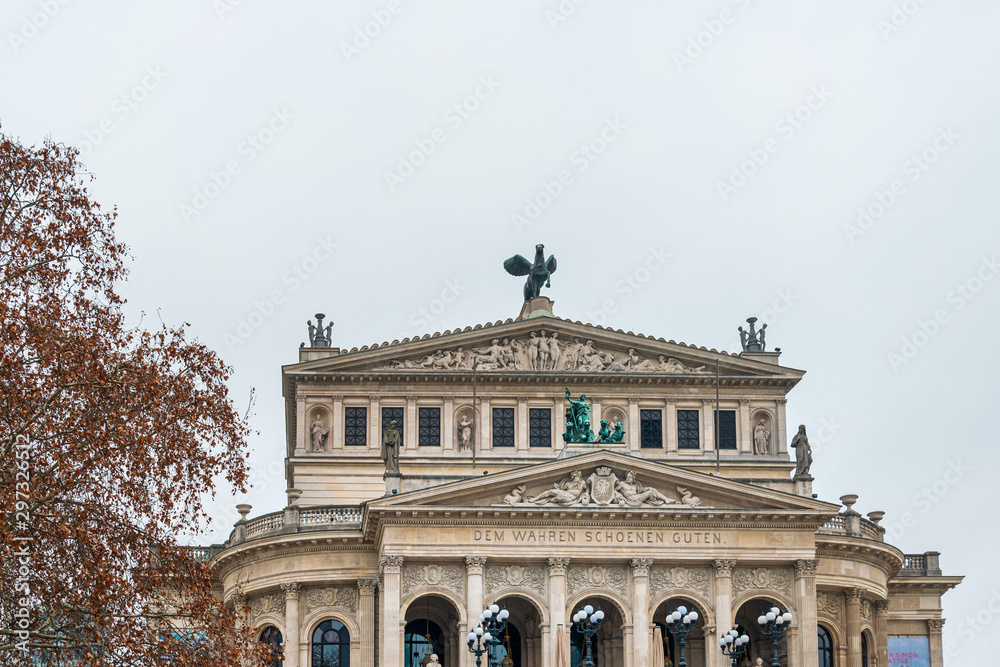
718,628,750,649
758,607,793,627
572,605,605,625
466,604,510,645
666,605,698,626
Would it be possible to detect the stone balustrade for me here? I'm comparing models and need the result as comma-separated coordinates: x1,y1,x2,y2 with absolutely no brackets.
817,514,884,541
901,551,942,576
226,504,364,546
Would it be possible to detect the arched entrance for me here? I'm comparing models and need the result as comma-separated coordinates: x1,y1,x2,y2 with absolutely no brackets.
404,594,463,667
489,595,544,667
733,597,792,667
652,597,709,667
568,596,626,667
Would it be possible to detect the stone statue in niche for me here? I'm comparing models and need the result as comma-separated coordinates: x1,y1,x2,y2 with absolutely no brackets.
310,416,329,452
753,418,770,455
791,424,812,477
382,420,401,476
459,415,473,451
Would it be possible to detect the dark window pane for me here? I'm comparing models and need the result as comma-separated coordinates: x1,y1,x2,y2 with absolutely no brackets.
529,408,551,447
493,407,515,447
382,407,404,447
715,410,737,450
344,407,367,447
312,620,350,667
677,409,700,449
818,626,834,667
418,407,440,446
640,409,662,449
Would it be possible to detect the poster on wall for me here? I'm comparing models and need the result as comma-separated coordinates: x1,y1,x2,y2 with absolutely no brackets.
888,636,930,666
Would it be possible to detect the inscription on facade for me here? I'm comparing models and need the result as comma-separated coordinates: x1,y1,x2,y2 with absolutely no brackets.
472,528,726,545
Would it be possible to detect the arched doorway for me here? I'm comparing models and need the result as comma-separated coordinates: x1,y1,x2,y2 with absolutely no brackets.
733,598,792,667
259,626,283,667
568,596,626,667
652,597,709,667
487,595,544,667
404,594,463,667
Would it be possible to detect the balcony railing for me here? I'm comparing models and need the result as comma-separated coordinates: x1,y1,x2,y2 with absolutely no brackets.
900,551,942,576
817,514,885,542
229,504,363,546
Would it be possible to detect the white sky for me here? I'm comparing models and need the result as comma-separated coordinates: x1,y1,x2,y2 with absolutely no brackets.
4,1,998,662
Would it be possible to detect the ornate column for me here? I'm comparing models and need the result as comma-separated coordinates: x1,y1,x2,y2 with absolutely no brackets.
702,399,715,452
874,600,889,667
406,396,418,450
628,398,640,451
547,558,570,667
295,395,307,455
928,619,945,667
775,398,788,454
466,556,487,649
380,556,404,667
480,396,492,451
332,395,344,449
712,560,736,667
794,560,819,667
591,397,602,439
443,396,455,450
630,559,653,667
369,395,381,452
281,583,301,667
738,399,752,454
358,578,378,667
665,399,677,453
845,588,863,667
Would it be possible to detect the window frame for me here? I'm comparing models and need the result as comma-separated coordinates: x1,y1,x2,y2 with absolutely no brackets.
492,407,515,448
418,407,441,447
344,406,367,447
677,409,700,449
529,408,552,447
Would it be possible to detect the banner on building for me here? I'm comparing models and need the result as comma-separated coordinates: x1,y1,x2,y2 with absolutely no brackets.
888,636,930,666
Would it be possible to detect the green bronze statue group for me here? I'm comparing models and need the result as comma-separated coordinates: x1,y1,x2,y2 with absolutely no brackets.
562,388,625,444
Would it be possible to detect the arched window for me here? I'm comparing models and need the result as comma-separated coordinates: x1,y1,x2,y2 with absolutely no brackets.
818,626,834,667
260,626,283,667
404,619,444,667
312,620,350,667
861,632,869,667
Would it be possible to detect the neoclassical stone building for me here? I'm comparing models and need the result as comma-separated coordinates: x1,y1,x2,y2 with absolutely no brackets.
199,298,960,667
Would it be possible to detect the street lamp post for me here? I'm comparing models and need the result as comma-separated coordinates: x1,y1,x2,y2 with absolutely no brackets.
718,627,750,667
466,603,510,667
664,606,699,667
571,604,605,667
756,606,793,667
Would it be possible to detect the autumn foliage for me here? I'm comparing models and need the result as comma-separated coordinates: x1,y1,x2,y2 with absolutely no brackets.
0,135,266,665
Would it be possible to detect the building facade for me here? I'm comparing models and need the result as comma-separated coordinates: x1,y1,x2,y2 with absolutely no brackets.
201,297,960,667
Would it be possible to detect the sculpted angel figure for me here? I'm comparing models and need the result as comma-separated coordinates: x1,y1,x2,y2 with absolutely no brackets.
615,471,677,507
527,470,588,505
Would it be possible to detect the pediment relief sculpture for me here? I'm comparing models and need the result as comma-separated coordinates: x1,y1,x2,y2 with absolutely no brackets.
502,466,707,508
376,334,710,374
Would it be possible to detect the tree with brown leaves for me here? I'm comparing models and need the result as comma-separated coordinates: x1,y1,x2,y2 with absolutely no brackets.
0,135,268,666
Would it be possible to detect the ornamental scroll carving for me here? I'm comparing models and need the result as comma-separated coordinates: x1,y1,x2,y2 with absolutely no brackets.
401,563,464,598
250,592,285,621
649,566,712,600
304,586,359,615
567,564,627,599
376,336,709,374
817,591,843,623
485,565,545,598
732,567,793,599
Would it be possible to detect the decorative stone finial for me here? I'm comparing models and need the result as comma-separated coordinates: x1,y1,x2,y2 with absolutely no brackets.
504,244,557,302
738,317,767,352
840,494,859,513
236,503,252,522
867,511,885,526
306,313,333,348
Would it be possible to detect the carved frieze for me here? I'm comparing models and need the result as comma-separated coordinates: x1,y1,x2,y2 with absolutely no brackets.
484,564,545,598
250,592,285,621
376,335,709,374
304,586,358,615
817,591,843,624
401,563,464,598
567,564,627,598
506,466,706,508
649,566,712,599
861,598,873,622
732,567,793,598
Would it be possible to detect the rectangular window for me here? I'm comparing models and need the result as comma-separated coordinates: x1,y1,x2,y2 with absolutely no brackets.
640,409,663,449
382,407,404,447
418,407,440,446
492,408,515,447
344,407,367,446
677,409,700,449
529,408,551,447
715,410,737,450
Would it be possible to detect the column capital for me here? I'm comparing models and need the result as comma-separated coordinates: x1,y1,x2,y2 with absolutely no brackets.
927,618,945,633
702,399,715,407
358,578,378,595
712,559,737,577
281,582,302,599
628,397,640,405
875,599,890,613
407,395,418,402
665,398,676,405
331,394,343,401
465,556,487,574
775,398,787,405
630,558,653,576
517,396,528,403
296,394,306,403
794,559,819,577
232,592,248,609
369,394,380,402
845,587,864,603
739,398,750,406
547,557,570,575
380,554,404,573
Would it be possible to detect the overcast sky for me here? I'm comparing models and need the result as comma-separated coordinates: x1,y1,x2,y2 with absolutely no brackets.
4,1,998,661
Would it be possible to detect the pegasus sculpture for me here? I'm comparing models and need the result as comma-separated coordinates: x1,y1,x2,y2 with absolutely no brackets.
504,244,557,302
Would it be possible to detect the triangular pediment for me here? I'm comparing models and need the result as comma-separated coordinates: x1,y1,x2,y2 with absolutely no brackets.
285,317,803,380
366,450,835,516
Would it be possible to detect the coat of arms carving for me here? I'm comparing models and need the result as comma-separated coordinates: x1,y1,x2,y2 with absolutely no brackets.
508,466,707,508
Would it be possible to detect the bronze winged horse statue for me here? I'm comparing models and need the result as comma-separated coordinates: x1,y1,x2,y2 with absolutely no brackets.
504,244,557,302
